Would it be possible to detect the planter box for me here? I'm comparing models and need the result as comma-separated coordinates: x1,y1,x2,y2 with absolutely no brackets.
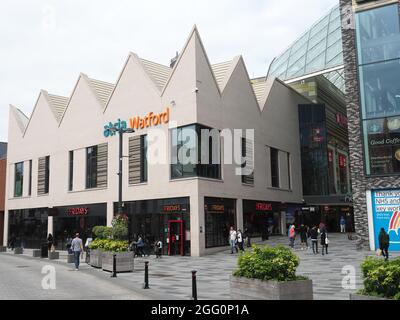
230,275,313,300
0,246,7,252
350,293,391,300
102,252,134,273
14,247,23,254
67,254,75,263
49,252,59,260
90,249,103,268
32,249,41,257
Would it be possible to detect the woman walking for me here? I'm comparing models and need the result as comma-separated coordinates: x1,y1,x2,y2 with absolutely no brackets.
321,228,329,255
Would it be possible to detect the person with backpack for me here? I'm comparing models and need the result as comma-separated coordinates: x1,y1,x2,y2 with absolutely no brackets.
378,228,390,261
320,228,329,255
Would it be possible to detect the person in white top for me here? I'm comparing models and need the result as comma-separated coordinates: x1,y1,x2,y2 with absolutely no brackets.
237,230,244,252
229,226,238,254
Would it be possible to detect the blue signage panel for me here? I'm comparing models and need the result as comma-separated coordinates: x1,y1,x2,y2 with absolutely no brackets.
372,189,400,251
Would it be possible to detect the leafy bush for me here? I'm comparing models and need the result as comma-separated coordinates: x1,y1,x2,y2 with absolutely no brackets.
111,215,129,240
92,226,112,240
233,245,306,282
359,256,400,300
88,238,128,252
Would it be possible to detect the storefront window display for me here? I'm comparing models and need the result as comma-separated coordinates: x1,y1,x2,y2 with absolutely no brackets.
120,197,190,256
8,208,48,249
205,197,236,248
243,200,283,238
53,203,107,250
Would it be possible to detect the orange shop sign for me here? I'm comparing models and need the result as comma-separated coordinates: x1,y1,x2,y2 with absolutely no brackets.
103,107,170,137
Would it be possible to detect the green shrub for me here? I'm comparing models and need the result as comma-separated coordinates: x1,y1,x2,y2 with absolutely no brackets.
233,245,305,282
92,226,112,240
359,256,400,299
88,238,128,252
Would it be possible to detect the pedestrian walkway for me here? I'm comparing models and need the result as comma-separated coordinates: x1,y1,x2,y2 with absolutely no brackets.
2,233,398,300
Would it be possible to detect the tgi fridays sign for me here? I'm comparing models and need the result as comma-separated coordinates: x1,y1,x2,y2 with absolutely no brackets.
66,207,89,216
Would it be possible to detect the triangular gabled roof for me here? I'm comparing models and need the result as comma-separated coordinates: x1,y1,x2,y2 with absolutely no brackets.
139,58,172,91
43,91,69,123
9,105,29,134
86,76,115,108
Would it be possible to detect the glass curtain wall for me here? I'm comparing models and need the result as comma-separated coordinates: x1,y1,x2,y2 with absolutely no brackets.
356,4,400,175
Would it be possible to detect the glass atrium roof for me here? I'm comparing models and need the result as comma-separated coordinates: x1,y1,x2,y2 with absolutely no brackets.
267,4,345,92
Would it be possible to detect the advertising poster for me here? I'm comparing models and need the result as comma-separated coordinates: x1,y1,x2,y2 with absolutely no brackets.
372,189,400,251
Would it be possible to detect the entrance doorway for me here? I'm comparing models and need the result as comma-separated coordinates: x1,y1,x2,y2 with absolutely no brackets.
168,220,185,256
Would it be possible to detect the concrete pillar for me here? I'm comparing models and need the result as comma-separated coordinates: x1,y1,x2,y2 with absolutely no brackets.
3,209,8,246
107,201,114,227
47,216,54,235
190,195,204,257
280,211,287,236
236,198,243,231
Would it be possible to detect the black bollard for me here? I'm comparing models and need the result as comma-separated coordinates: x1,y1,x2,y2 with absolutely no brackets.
111,254,117,278
191,270,197,300
143,261,149,289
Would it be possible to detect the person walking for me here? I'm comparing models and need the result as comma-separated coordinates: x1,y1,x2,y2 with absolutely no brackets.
310,225,319,254
340,216,346,233
299,224,308,250
229,226,238,254
136,235,145,257
154,239,163,258
243,228,251,248
47,233,54,252
321,228,329,255
71,233,83,271
288,225,296,249
378,228,390,261
237,229,245,252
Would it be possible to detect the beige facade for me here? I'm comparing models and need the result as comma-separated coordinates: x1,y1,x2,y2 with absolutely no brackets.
4,27,310,256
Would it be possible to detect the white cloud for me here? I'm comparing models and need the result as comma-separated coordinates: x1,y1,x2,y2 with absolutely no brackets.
0,0,339,141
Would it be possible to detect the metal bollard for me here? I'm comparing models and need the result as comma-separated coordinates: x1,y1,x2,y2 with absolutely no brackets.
111,254,117,278
143,261,149,289
191,270,197,300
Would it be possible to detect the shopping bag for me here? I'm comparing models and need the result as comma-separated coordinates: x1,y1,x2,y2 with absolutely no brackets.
376,249,382,256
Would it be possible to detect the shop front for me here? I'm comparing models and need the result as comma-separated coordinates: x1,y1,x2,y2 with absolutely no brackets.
204,197,236,248
52,203,107,250
243,200,285,239
8,208,48,248
120,197,190,256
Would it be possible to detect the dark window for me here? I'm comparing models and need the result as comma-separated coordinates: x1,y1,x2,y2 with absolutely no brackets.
69,151,74,191
14,162,23,197
338,154,348,194
204,197,236,248
140,135,148,182
270,147,279,188
44,156,50,194
28,160,32,196
241,137,254,184
171,124,221,180
86,146,98,188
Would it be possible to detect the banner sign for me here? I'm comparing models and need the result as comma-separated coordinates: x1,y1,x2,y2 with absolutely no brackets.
372,189,400,251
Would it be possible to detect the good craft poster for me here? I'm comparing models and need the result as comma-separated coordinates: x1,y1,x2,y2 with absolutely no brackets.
372,189,400,251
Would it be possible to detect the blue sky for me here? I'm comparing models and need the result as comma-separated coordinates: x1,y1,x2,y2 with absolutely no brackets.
0,0,339,142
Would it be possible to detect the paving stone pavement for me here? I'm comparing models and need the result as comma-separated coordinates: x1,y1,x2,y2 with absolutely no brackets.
1,233,398,300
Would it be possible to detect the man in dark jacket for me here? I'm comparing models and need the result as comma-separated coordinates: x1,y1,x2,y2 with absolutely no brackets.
310,226,319,254
378,228,390,261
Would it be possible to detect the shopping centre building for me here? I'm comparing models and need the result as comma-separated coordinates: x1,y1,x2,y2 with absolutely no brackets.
339,0,400,251
3,27,311,256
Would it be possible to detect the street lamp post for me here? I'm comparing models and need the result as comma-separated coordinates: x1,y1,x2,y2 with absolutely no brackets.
110,126,134,229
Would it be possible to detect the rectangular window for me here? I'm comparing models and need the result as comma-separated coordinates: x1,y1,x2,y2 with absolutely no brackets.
338,154,348,194
86,146,98,189
241,137,254,185
171,124,221,180
129,135,148,184
38,156,50,195
14,162,23,197
68,151,74,191
28,160,32,196
270,147,280,188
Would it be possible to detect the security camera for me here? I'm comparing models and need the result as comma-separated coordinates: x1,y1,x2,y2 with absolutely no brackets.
194,87,199,93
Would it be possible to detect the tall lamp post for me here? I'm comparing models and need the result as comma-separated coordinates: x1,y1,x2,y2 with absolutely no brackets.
109,126,134,232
